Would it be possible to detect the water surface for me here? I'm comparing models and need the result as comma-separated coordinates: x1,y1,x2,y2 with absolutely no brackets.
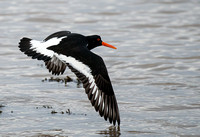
0,0,200,136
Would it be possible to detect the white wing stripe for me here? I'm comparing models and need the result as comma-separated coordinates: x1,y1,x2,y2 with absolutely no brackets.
30,36,66,58
58,54,102,104
92,86,97,94
59,54,91,77
90,81,95,89
89,77,93,83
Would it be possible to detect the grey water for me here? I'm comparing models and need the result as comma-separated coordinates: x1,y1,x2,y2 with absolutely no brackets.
0,0,200,136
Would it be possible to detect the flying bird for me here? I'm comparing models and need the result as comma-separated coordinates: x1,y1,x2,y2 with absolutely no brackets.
18,31,120,125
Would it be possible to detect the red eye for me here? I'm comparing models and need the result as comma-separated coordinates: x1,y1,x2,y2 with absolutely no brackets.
97,38,100,41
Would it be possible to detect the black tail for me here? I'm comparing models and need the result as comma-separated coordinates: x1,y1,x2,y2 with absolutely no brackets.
18,37,50,61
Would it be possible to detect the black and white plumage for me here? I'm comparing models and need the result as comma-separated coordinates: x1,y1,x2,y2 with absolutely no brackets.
18,31,120,125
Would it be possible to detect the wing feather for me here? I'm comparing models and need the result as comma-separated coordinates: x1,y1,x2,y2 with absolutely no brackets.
19,31,71,75
65,60,120,125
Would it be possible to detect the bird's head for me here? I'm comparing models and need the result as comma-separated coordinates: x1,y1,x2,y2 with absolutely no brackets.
86,35,117,50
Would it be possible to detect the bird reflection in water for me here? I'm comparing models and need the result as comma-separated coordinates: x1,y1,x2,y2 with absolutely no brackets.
96,126,121,137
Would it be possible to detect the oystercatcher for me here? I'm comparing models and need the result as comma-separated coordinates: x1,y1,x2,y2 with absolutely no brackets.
18,31,120,125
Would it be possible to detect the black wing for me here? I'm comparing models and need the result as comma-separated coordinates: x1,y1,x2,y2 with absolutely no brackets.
68,58,120,125
44,31,71,41
44,31,71,75
19,31,71,75
48,42,120,125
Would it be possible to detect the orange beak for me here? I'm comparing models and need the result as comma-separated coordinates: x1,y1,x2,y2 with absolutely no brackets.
102,41,117,49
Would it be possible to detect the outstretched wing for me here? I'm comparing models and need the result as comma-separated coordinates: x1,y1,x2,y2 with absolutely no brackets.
43,31,71,75
48,43,120,125
18,31,71,75
67,59,120,125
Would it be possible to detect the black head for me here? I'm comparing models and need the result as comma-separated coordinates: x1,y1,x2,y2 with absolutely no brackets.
86,35,117,50
86,35,102,50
